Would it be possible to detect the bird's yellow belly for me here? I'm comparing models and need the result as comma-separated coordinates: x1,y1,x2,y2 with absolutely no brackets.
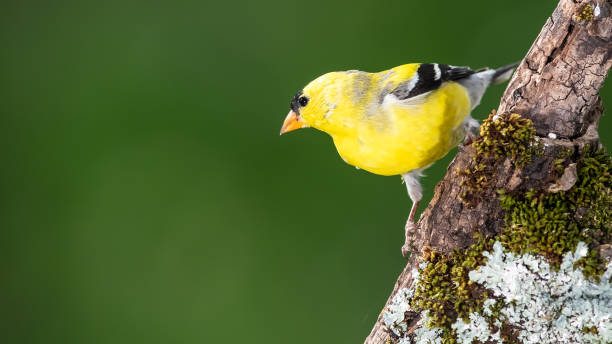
334,132,461,176
332,83,471,176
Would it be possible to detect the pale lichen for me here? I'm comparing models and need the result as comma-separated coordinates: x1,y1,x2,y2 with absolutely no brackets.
469,241,612,343
384,287,415,336
383,117,611,343
452,312,502,343
385,242,612,343
383,267,424,338
406,315,443,344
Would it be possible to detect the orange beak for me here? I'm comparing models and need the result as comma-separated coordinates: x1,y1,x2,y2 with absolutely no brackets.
280,110,307,135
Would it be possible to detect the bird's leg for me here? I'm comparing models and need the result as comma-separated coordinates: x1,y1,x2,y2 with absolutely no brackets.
402,200,420,257
408,199,419,224
401,171,423,257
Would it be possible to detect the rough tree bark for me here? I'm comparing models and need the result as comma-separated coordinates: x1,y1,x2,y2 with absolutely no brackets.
365,0,612,343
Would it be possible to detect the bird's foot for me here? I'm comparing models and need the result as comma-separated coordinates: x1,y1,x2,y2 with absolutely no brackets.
402,221,417,257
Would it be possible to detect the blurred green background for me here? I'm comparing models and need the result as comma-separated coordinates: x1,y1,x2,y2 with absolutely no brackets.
1,0,610,343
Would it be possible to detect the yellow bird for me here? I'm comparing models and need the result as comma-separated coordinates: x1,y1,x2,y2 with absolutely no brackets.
280,62,517,256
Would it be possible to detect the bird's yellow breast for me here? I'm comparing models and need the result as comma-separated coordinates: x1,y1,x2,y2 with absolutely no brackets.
330,81,471,176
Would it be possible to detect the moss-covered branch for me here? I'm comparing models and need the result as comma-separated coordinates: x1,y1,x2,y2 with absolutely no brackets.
365,1,612,343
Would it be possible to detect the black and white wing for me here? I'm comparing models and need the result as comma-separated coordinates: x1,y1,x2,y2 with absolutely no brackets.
390,63,474,101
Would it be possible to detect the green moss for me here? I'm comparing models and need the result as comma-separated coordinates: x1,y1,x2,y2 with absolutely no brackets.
574,4,594,22
458,112,539,205
398,111,611,341
405,145,611,342
408,236,525,343
409,235,495,343
574,248,606,280
553,147,573,174
483,300,521,344
472,112,537,168
497,148,612,276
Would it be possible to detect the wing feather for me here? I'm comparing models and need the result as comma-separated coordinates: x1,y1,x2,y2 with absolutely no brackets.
390,63,474,101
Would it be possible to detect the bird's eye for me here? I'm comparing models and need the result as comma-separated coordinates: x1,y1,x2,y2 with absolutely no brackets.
298,96,309,107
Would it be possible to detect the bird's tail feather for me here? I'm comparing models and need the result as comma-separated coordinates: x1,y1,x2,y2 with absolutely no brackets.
491,61,520,85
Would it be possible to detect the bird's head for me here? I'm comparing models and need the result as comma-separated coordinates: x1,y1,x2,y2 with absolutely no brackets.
280,72,345,135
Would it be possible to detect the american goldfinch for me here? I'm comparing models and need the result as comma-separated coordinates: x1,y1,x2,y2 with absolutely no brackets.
280,62,517,256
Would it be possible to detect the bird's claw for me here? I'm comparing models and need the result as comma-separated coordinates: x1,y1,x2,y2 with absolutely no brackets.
401,243,411,258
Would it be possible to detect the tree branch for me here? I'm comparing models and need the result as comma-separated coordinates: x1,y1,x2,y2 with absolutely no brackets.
365,1,612,342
